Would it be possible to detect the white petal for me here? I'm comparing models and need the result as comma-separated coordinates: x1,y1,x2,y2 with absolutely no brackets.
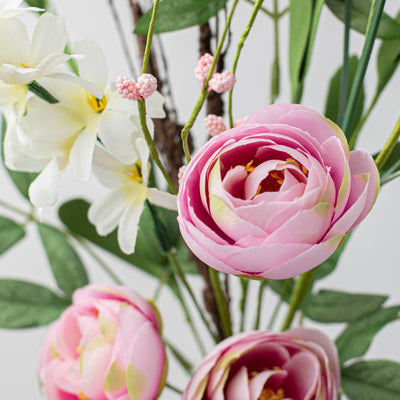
36,53,76,76
0,81,26,108
92,144,125,188
29,157,59,207
145,90,165,118
134,137,149,183
106,90,138,115
0,7,42,19
147,188,177,211
29,13,67,66
98,109,140,164
118,196,145,254
88,188,127,235
69,125,97,182
74,39,108,89
0,17,29,65
0,64,41,84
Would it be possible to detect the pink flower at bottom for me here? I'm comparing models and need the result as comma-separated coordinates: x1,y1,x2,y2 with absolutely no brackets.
39,284,167,400
183,328,340,400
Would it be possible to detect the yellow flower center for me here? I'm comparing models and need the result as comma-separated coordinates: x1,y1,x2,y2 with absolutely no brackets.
78,392,89,400
87,92,107,113
258,388,285,400
127,162,143,182
20,62,30,68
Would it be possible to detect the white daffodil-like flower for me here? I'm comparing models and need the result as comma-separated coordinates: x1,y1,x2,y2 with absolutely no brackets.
6,39,164,207
0,0,41,19
88,140,177,254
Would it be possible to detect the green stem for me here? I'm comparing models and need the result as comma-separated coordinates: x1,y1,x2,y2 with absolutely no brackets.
281,269,315,331
267,279,291,330
341,0,386,136
27,81,58,104
375,114,400,171
165,382,183,395
137,101,176,193
338,0,352,126
208,268,232,338
239,278,249,332
270,0,281,104
253,280,267,330
71,234,123,285
181,0,240,163
242,0,273,17
167,251,218,343
0,199,32,218
228,0,264,127
164,338,194,375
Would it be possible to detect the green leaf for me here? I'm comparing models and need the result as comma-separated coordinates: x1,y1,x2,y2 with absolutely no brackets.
375,142,400,183
376,11,400,95
0,279,69,328
0,215,25,254
303,289,387,323
336,305,400,364
289,0,325,102
1,116,38,200
324,56,365,140
325,0,400,39
134,0,228,35
342,360,400,400
23,0,47,8
58,199,197,296
37,222,89,297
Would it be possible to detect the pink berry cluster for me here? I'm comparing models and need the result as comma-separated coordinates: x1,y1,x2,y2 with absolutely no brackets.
115,73,157,101
204,114,227,137
194,53,236,93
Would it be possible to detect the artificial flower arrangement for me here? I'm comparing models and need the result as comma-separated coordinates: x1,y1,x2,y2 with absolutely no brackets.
0,0,400,399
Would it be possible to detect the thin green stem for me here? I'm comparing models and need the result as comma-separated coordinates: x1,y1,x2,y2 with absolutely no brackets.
164,338,194,375
239,278,249,332
375,114,400,171
0,199,32,218
165,382,183,395
71,234,124,285
181,0,240,163
341,0,386,136
281,269,315,331
270,0,280,104
167,251,218,343
253,280,268,330
338,0,352,126
267,279,291,330
242,0,273,17
209,268,232,338
228,0,265,127
152,268,170,301
137,101,176,193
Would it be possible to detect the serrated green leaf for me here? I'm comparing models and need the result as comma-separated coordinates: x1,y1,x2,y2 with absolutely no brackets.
303,289,387,323
134,0,228,35
325,0,400,39
336,305,400,364
58,199,197,297
376,11,400,95
324,56,365,140
1,116,38,200
37,222,89,297
0,215,25,254
342,360,400,400
289,0,325,102
0,279,69,328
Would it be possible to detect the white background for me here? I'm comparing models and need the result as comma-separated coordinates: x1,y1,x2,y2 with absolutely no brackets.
1,0,400,399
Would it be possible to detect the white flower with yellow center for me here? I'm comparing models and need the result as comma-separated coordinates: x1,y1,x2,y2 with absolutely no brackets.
88,140,177,254
0,0,41,19
6,39,164,207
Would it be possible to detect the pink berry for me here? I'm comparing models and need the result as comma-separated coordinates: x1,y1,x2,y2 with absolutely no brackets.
208,71,236,93
137,74,157,100
234,117,247,127
204,114,226,137
194,53,215,84
115,76,140,101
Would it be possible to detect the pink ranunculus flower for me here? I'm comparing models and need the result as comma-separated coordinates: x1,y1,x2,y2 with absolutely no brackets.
177,103,379,279
39,284,167,400
183,328,340,400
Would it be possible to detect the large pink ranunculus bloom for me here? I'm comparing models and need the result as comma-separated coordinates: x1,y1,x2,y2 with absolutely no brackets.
39,284,167,400
177,104,379,279
183,328,340,400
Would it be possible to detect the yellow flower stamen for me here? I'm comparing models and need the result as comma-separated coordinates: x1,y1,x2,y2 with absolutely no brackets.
20,63,30,68
78,392,89,400
258,388,285,400
87,93,107,113
76,346,82,354
286,157,308,176
127,162,143,182
245,160,256,173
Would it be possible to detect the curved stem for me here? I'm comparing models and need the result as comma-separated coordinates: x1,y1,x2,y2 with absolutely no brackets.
281,269,315,331
267,279,291,330
270,0,280,104
242,0,273,17
375,114,400,171
181,0,240,163
164,338,194,375
228,0,264,127
0,199,32,218
253,280,267,330
239,278,249,332
209,268,232,338
165,382,183,395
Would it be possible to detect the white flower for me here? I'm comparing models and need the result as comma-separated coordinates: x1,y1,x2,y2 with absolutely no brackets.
7,39,164,207
0,0,41,19
88,140,177,254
